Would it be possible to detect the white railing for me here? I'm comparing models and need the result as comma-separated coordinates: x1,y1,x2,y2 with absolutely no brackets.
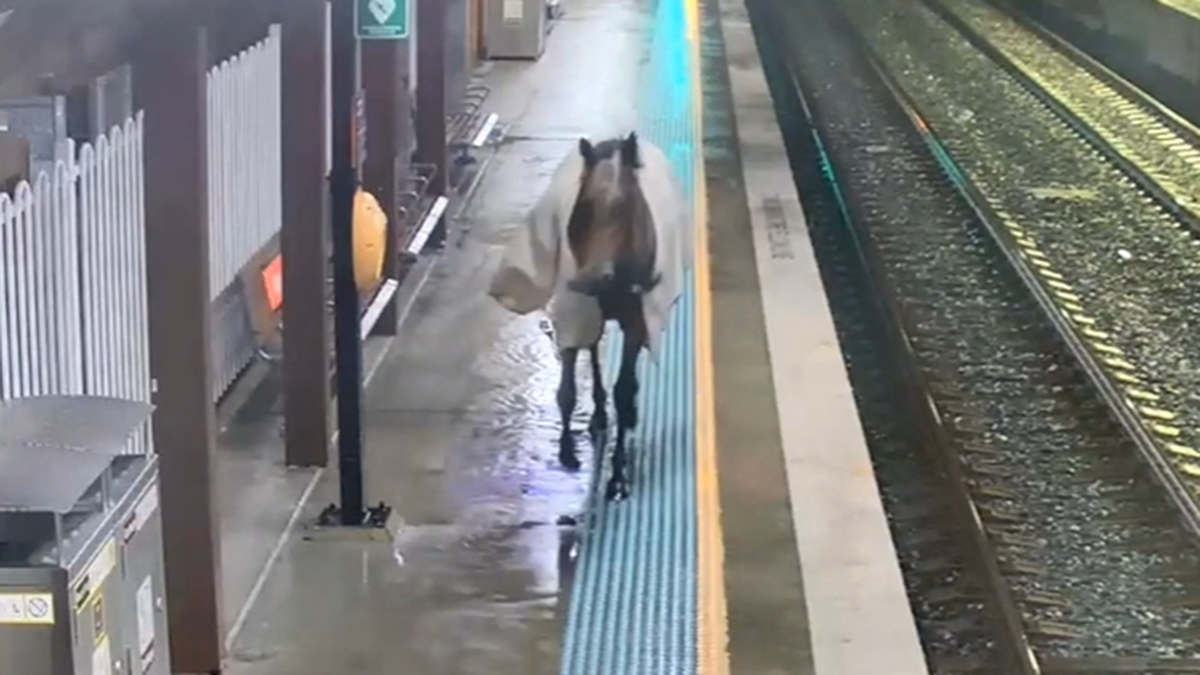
0,164,84,400
206,24,283,300
76,117,152,412
0,114,152,456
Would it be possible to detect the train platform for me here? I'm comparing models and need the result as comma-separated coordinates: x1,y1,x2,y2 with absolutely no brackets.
218,0,927,673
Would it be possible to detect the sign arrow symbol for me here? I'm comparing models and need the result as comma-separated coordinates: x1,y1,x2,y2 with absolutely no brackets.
367,0,395,25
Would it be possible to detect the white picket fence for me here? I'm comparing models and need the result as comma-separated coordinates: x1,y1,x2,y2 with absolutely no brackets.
0,164,84,399
2,25,288,432
77,119,152,411
207,24,283,300
206,25,284,400
0,114,152,453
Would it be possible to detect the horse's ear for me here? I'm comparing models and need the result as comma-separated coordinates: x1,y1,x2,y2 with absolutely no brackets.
620,132,641,168
579,138,597,167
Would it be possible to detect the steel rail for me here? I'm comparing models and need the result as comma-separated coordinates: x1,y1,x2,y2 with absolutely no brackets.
916,0,1200,555
768,0,1200,669
764,7,1041,673
922,0,1200,240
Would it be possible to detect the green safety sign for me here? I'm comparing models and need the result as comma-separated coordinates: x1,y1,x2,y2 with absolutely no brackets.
356,0,410,40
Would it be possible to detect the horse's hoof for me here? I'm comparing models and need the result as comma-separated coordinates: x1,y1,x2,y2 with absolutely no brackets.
605,477,630,502
558,436,582,472
589,411,608,437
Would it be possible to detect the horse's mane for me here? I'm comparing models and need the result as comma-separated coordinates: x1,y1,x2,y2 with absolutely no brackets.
566,133,657,295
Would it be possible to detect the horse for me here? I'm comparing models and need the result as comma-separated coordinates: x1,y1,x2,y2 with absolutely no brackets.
488,130,689,503
556,132,661,501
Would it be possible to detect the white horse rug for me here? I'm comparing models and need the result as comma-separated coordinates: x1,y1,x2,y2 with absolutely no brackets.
488,138,693,357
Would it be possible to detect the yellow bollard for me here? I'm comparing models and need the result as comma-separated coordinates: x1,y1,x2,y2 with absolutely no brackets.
353,189,388,295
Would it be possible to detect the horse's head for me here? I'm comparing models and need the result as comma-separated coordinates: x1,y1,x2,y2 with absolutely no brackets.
566,132,661,298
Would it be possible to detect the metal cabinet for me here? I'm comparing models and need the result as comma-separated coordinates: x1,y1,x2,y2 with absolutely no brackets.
0,396,167,675
485,0,547,60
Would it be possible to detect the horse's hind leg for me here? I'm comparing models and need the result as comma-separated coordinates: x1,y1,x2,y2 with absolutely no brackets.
608,326,643,501
588,342,608,437
557,348,581,472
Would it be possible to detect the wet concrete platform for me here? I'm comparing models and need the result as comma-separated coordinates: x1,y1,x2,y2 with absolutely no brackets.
213,0,927,672
210,336,391,653
223,1,649,672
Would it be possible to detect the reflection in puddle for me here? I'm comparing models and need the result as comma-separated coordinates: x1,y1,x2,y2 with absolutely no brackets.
387,311,597,623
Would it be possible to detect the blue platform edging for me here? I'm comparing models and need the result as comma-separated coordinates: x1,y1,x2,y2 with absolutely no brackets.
560,0,703,671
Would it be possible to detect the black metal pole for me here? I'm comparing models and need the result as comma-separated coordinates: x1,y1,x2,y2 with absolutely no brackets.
330,0,366,525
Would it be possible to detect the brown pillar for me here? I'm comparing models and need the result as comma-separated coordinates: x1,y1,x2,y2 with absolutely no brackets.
361,40,401,335
415,0,447,245
280,0,333,467
131,9,224,673
471,0,486,65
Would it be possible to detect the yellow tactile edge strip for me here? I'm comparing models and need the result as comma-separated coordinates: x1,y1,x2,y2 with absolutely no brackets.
690,0,731,674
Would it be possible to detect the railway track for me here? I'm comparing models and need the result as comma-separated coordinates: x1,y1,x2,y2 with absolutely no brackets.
749,8,997,667
925,0,1200,229
839,0,1200,512
751,0,1200,671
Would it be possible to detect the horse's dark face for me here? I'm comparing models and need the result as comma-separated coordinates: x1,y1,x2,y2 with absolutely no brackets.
566,132,658,297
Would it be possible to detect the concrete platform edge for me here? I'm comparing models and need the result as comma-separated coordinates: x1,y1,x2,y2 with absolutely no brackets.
219,247,439,657
714,1,930,673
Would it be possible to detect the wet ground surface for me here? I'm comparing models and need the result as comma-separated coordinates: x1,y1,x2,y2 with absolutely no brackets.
224,1,650,672
217,0,850,671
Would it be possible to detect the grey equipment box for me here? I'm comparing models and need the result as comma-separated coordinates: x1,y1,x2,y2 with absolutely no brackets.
485,0,547,60
0,396,168,675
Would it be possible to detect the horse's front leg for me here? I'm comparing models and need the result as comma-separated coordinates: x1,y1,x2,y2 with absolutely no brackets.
588,342,608,438
557,347,581,472
608,332,642,501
